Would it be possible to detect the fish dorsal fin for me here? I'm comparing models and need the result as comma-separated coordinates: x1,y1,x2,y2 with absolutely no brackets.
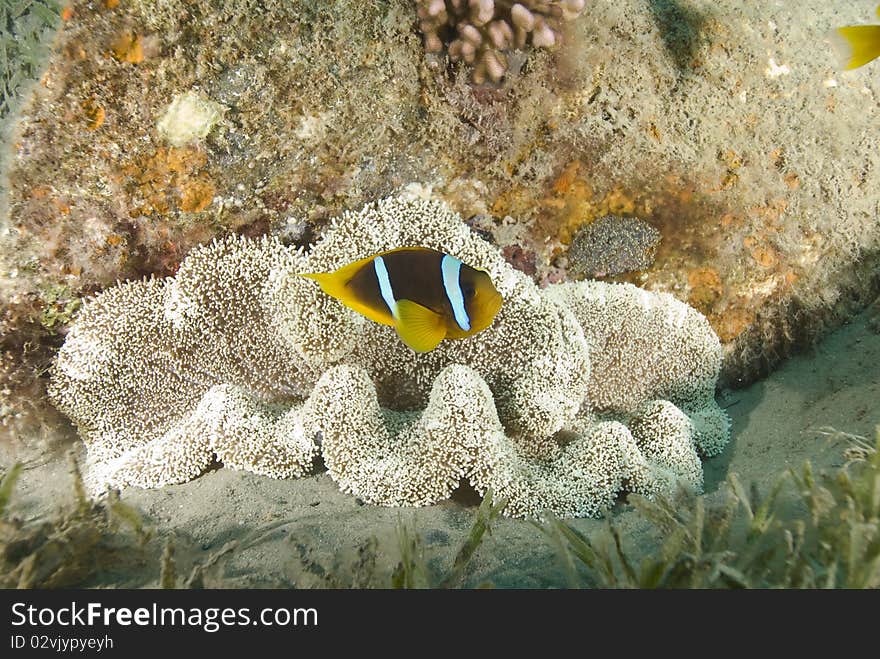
394,299,446,352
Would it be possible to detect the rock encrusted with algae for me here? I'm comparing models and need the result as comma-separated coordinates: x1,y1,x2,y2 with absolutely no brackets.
50,197,729,518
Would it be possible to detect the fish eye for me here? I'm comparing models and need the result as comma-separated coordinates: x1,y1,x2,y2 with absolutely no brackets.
462,284,476,298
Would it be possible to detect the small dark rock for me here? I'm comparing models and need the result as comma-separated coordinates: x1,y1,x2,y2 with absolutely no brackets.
502,244,537,276
568,215,661,278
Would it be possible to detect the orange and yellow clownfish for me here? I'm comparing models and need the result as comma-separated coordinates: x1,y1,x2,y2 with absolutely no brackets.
833,5,880,70
299,247,503,352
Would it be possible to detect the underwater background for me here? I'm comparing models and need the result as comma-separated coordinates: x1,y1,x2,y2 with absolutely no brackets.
0,0,878,588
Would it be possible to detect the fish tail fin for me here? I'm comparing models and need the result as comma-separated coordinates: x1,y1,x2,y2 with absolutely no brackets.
298,271,349,300
832,25,880,70
298,254,377,298
394,299,446,353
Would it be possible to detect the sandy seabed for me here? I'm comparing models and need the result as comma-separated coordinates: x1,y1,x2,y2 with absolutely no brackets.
3,303,877,588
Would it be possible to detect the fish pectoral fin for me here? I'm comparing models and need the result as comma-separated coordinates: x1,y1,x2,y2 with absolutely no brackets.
394,299,446,353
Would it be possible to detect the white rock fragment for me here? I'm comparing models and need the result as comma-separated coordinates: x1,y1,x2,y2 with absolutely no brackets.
156,91,225,147
765,57,791,78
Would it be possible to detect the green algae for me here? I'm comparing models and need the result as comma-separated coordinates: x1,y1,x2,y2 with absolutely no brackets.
0,0,62,120
539,428,880,588
3,432,879,589
0,453,151,588
38,285,81,332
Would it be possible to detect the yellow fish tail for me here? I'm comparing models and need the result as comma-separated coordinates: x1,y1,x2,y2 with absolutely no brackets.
298,255,372,298
298,263,396,327
298,271,345,298
833,25,880,69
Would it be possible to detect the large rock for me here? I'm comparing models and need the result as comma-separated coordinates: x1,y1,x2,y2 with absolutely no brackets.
2,0,878,397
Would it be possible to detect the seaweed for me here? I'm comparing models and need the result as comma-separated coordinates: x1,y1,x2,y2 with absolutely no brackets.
38,285,82,333
391,490,507,589
284,490,507,589
536,480,779,588
438,491,507,588
0,462,22,517
0,452,153,588
3,429,878,589
159,539,177,589
785,429,880,588
390,518,431,589
537,427,880,588
0,0,62,120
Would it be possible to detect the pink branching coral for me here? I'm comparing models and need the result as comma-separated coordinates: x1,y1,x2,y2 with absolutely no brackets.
417,0,586,84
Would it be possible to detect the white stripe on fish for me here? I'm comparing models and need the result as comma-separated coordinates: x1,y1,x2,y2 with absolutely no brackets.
373,255,398,319
441,254,470,332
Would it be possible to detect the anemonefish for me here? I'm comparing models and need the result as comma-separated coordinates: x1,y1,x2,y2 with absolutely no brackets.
299,247,503,352
833,5,880,70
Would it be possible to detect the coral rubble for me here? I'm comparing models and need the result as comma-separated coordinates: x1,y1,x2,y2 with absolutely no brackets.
417,0,586,83
50,197,729,518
